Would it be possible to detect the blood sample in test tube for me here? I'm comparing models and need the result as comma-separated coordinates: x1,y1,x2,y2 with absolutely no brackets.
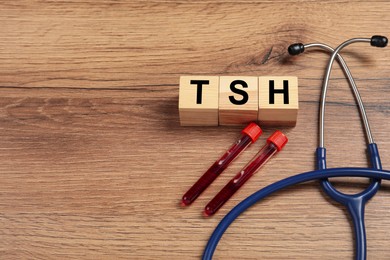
181,122,262,206
204,130,288,216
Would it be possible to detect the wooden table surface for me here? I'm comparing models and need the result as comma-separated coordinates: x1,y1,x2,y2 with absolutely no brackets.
1,1,390,259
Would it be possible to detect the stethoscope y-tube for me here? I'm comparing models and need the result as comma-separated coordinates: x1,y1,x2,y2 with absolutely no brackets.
202,36,388,260
290,37,386,259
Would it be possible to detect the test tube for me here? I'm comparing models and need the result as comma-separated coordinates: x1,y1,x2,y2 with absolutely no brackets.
181,122,262,206
204,130,288,216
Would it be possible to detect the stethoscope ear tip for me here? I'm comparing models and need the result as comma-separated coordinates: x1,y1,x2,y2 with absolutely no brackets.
371,35,388,47
288,43,305,55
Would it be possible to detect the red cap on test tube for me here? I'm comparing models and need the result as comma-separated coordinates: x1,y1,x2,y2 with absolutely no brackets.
242,122,263,142
204,130,288,216
181,122,262,206
267,130,288,151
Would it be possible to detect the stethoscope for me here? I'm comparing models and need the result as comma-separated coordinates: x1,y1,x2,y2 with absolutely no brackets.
202,36,389,260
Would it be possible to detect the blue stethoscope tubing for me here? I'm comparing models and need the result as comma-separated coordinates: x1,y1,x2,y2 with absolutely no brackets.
316,146,381,260
202,167,390,259
202,36,388,260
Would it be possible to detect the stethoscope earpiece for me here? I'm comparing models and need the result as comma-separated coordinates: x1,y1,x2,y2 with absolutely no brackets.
371,35,388,47
287,43,305,55
289,36,388,55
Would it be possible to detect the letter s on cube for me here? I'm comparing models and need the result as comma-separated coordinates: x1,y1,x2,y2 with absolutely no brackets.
219,76,258,125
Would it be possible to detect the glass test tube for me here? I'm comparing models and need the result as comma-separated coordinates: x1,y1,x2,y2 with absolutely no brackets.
204,130,288,216
181,122,262,206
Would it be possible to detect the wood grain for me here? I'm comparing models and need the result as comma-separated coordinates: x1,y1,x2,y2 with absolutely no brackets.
0,1,390,259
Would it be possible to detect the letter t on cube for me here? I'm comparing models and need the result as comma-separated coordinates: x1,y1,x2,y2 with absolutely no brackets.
179,76,219,126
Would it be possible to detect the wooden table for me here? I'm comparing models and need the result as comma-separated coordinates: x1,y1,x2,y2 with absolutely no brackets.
1,1,390,259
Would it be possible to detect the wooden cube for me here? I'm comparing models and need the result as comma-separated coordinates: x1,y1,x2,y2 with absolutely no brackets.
219,76,258,125
179,76,219,126
258,76,298,126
